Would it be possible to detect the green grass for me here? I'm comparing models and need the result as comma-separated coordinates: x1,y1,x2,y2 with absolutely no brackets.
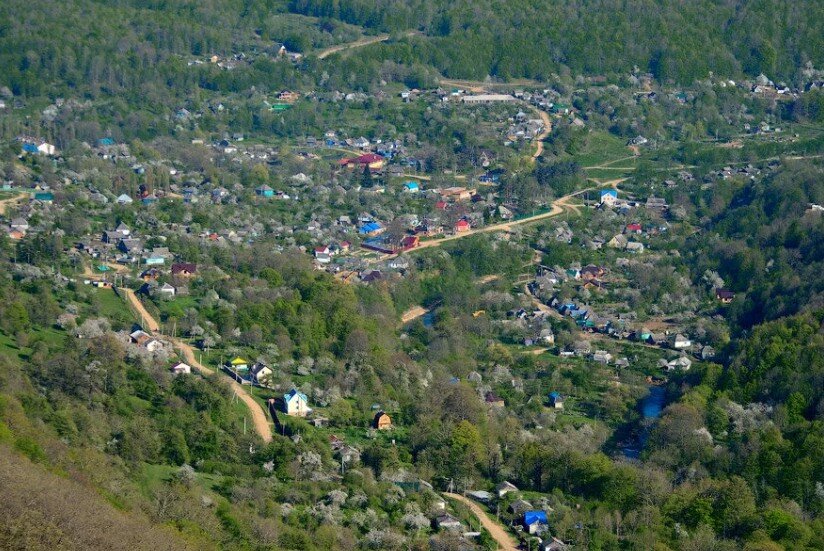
572,131,635,167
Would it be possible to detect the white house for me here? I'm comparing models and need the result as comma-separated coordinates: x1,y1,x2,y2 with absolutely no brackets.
159,283,176,296
496,481,519,498
171,362,191,375
144,339,164,352
671,334,691,349
283,389,311,417
250,363,273,386
38,142,57,156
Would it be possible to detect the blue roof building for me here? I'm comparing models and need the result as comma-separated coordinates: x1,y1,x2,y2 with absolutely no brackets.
524,510,548,534
359,221,383,235
22,143,38,154
403,181,420,192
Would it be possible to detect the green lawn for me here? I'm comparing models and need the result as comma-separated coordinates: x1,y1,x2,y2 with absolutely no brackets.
572,131,636,167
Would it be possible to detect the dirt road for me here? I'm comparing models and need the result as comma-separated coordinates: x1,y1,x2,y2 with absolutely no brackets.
121,288,272,442
400,305,428,324
317,34,391,59
531,109,552,160
443,493,518,551
0,192,28,215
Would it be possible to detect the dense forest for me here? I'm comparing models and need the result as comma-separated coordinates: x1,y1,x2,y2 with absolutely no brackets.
290,0,824,82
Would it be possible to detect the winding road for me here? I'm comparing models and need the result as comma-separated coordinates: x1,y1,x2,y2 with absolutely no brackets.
443,493,518,551
120,288,273,442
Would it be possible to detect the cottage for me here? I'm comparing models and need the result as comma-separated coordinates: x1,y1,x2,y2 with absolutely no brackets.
171,362,191,375
144,339,164,352
608,234,628,249
592,350,613,364
228,357,250,371
496,481,519,498
403,181,420,193
542,537,569,551
524,511,549,535
510,499,532,515
250,363,273,386
715,288,735,303
600,189,618,206
159,283,176,296
359,221,384,236
171,262,197,276
372,411,392,430
454,219,471,233
548,392,565,409
435,513,463,531
485,392,505,408
625,241,645,253
283,389,310,417
256,185,275,197
645,197,668,210
129,329,151,345
671,334,692,349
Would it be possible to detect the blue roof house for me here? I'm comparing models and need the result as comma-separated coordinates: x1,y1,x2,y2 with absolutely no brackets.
359,222,383,236
403,181,420,193
524,511,549,534
600,189,618,205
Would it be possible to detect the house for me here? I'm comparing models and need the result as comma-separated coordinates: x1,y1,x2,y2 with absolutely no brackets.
600,189,618,206
592,350,613,364
228,357,250,371
144,339,163,352
524,511,549,535
435,513,463,531
625,223,642,234
485,392,505,407
315,250,332,264
454,219,471,233
158,283,176,296
548,392,565,409
256,185,275,197
671,334,691,349
403,181,420,193
573,340,591,356
715,288,735,304
283,389,310,417
358,222,384,236
700,345,716,360
34,191,54,203
250,363,273,386
466,490,492,503
9,218,29,232
645,197,668,209
542,537,569,551
171,263,197,276
341,153,385,170
140,268,161,281
171,362,191,375
625,241,645,253
510,499,532,515
372,411,392,430
608,234,628,249
666,356,692,371
496,481,518,498
400,235,419,250
129,329,151,345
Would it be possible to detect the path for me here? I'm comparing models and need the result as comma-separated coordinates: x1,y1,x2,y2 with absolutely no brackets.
120,288,272,442
400,305,427,324
531,108,552,160
443,493,518,551
317,34,390,59
409,186,592,252
0,192,28,215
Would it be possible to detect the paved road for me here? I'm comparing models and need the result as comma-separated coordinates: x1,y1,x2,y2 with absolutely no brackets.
121,288,273,442
443,493,518,551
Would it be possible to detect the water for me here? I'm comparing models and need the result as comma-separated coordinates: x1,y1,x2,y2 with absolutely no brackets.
622,386,666,458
